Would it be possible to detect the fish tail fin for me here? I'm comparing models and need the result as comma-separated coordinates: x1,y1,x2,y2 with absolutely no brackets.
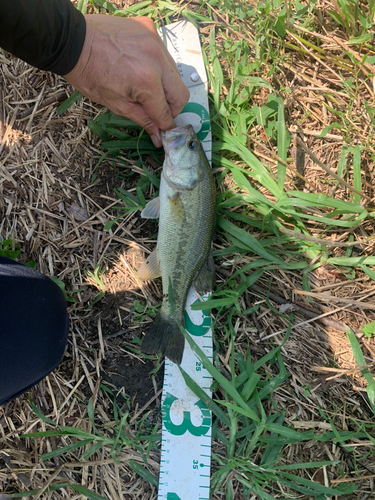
142,312,185,365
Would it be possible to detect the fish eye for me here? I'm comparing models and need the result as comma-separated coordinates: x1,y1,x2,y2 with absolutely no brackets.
188,140,197,150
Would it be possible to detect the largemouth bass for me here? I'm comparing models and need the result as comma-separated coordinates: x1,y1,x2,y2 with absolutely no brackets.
137,124,216,364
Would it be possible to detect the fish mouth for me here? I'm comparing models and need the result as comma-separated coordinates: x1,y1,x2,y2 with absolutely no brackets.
161,124,194,150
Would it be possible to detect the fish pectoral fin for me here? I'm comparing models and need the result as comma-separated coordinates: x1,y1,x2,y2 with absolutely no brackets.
168,192,186,223
137,249,161,280
141,197,160,219
194,249,216,294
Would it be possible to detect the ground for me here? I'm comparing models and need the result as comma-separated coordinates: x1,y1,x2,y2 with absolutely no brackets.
1,1,375,499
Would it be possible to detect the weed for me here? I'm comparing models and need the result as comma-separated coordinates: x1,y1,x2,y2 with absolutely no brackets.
130,299,158,323
0,238,21,259
86,264,107,292
361,320,375,338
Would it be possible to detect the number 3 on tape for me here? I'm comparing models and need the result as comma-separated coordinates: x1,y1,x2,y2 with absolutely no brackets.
163,394,211,437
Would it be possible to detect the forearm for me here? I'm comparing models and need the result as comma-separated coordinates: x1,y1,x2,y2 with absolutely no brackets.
0,0,85,75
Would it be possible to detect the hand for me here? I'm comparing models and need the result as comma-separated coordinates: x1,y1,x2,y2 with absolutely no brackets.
64,15,190,147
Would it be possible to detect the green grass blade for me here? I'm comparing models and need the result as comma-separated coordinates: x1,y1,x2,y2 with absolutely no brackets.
347,329,375,411
352,145,362,204
181,329,261,423
116,0,152,15
5,484,69,498
278,471,357,496
212,122,282,198
276,460,339,470
327,256,375,266
77,0,88,13
360,264,375,282
276,97,290,190
217,216,285,264
217,401,259,419
41,438,94,461
281,191,366,212
29,399,57,425
128,460,158,486
82,441,104,460
179,366,230,427
56,91,83,115
101,137,155,150
90,0,117,12
70,483,109,500
209,28,224,114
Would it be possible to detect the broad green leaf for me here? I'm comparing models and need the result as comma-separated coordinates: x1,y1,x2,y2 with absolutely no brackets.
77,0,88,13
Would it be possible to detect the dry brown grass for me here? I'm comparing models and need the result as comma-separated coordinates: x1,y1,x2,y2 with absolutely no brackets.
1,0,375,499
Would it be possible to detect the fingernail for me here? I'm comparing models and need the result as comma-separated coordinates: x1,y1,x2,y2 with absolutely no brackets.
151,135,162,148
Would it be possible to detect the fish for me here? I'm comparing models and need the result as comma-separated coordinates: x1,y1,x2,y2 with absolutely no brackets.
137,124,216,364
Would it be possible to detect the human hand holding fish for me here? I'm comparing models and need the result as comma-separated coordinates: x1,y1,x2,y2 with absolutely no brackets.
64,15,190,148
137,124,216,364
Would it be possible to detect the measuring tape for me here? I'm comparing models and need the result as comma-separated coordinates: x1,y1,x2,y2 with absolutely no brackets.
157,21,213,500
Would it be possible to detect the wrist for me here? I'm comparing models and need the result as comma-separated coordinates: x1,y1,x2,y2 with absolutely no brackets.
63,14,93,83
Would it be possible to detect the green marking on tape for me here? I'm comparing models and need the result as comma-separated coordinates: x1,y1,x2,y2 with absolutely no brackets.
184,299,211,337
163,393,211,437
180,102,210,142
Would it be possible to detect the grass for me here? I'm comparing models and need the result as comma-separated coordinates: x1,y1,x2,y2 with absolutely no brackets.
1,0,375,498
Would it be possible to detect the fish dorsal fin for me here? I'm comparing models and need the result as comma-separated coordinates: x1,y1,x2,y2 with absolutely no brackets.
141,197,160,219
137,249,161,280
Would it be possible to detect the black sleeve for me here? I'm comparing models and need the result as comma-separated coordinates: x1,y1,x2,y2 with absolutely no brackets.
0,0,86,75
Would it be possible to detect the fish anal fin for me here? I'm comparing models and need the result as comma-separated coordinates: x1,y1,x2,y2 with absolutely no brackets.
141,197,160,219
137,249,161,281
194,249,215,294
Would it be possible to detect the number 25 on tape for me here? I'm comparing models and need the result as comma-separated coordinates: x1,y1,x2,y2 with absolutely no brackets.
162,393,210,436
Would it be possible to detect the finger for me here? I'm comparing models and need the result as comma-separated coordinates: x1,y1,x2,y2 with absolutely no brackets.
161,63,190,118
118,102,163,147
140,82,177,131
165,78,190,118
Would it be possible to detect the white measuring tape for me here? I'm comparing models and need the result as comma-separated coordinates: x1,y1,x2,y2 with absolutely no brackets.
157,21,213,500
